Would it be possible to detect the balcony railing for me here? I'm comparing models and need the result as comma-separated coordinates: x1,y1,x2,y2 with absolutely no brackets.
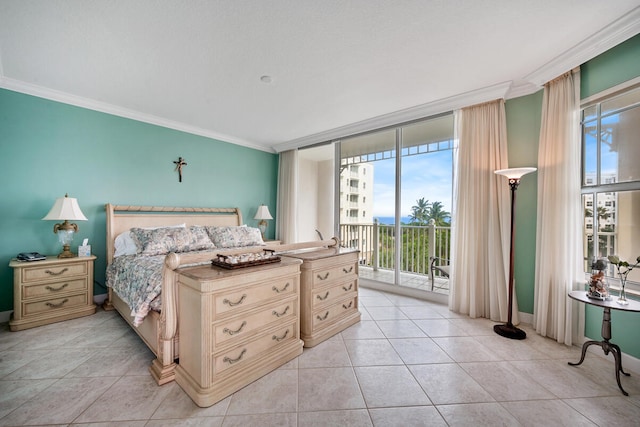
339,219,451,290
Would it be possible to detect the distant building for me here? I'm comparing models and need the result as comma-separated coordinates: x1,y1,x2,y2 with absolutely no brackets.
339,162,374,225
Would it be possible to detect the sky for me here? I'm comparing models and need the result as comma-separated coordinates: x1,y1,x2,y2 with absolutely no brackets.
371,149,453,218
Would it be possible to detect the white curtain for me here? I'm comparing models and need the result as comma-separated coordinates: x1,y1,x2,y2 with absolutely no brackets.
276,149,298,244
450,99,514,322
534,70,582,345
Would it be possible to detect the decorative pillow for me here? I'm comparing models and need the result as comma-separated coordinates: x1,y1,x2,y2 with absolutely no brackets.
206,226,265,248
130,226,193,256
114,231,138,257
113,223,186,257
186,225,216,251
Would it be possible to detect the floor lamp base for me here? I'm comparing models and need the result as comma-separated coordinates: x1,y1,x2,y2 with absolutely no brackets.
494,323,526,340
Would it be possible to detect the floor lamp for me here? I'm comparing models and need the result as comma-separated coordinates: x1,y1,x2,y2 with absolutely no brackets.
494,167,536,340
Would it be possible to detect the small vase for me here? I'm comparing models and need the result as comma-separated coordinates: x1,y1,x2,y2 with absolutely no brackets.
617,280,629,305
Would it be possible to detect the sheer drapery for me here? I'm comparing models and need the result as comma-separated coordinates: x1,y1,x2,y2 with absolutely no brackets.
533,70,582,345
276,149,298,244
450,99,514,322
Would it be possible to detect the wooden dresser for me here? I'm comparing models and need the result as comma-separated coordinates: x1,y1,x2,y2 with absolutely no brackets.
9,255,97,331
174,257,303,407
284,248,360,347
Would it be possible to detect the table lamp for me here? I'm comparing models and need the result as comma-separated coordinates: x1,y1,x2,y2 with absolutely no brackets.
42,194,88,258
254,204,273,239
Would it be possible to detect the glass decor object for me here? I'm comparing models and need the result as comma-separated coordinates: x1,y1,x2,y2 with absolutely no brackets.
42,194,88,258
587,258,609,300
607,255,640,305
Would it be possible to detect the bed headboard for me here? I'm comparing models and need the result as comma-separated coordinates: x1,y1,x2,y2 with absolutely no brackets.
105,204,244,264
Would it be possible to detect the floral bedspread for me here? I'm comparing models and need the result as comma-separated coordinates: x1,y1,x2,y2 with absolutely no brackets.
106,254,165,326
106,247,267,327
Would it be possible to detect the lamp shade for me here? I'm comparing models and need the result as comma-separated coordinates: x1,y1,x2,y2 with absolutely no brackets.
494,167,537,179
42,194,88,221
254,204,273,220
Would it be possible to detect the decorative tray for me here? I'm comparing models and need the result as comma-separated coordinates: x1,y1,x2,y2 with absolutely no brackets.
211,250,281,270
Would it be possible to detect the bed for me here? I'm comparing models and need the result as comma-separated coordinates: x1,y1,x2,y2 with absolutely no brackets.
102,204,338,385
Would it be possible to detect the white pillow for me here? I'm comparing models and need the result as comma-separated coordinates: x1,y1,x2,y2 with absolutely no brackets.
113,223,186,257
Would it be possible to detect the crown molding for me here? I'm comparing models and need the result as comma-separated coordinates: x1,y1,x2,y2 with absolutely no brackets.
523,6,640,87
273,81,512,153
505,80,542,100
0,76,275,153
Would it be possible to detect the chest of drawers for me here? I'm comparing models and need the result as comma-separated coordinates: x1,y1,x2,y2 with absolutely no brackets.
284,248,360,347
174,257,303,407
9,255,97,331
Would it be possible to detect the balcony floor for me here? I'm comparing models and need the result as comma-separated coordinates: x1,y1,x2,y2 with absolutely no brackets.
359,266,449,295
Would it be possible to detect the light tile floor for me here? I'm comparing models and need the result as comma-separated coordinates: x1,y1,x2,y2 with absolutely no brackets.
2,285,640,426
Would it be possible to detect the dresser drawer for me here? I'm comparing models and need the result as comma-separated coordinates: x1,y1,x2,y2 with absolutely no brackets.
22,293,90,317
213,321,297,375
312,296,357,329
214,275,296,316
22,278,88,300
311,263,357,288
312,279,357,309
20,261,89,283
213,297,298,348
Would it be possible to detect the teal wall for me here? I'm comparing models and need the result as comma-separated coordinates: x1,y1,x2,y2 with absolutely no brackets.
505,90,543,314
0,89,278,312
506,33,640,357
580,34,640,358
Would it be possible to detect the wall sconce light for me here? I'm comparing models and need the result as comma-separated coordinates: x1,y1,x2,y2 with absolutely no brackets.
253,204,273,239
42,194,88,258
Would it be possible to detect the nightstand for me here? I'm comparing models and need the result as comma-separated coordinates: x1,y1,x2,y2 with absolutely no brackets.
9,255,97,331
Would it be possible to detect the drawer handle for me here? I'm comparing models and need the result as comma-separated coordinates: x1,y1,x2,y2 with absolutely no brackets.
45,283,69,292
342,284,353,292
272,329,289,342
272,306,290,318
46,298,69,309
342,301,353,310
317,272,330,281
45,268,69,277
316,291,330,301
223,321,247,336
343,266,354,274
223,294,247,307
223,349,247,365
316,311,329,321
272,282,290,293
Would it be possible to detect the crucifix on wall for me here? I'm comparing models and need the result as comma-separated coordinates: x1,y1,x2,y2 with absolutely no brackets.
173,157,187,182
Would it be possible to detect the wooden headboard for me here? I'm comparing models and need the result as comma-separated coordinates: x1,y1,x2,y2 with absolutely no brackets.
105,204,244,264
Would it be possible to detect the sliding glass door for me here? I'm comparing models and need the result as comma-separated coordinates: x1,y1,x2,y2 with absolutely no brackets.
338,114,454,293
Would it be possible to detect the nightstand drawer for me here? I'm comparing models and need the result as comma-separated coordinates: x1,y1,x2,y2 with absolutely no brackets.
213,321,297,375
214,275,296,316
21,262,89,283
22,278,88,300
312,279,357,309
312,296,357,329
214,297,297,348
22,293,90,316
311,263,357,288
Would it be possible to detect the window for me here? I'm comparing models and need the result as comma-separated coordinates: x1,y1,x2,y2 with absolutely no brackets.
581,82,640,291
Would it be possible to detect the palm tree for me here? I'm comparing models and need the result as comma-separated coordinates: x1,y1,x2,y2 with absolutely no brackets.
426,201,451,226
409,198,430,225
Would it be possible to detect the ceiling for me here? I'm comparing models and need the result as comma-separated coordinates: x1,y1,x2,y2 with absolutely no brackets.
1,1,639,153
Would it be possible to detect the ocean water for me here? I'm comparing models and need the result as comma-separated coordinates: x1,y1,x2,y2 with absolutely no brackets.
375,216,412,225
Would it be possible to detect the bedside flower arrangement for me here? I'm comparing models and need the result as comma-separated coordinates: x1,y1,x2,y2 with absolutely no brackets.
607,255,640,305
